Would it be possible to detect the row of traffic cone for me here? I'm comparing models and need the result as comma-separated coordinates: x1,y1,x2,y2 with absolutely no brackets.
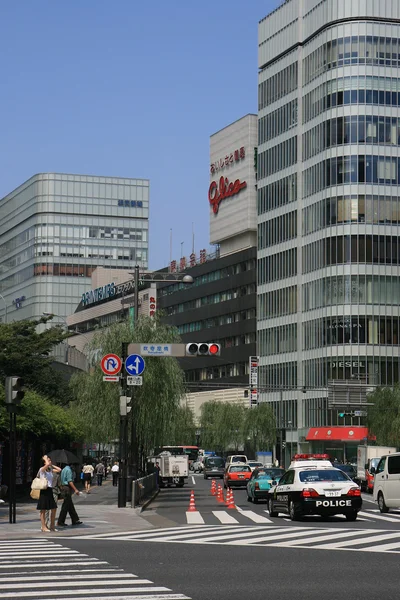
210,480,236,509
187,481,236,512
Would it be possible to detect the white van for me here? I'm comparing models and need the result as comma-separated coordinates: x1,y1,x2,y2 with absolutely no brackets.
225,455,248,468
373,452,400,512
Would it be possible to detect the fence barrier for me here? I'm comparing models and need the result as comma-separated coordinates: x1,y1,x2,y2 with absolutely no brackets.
131,472,158,508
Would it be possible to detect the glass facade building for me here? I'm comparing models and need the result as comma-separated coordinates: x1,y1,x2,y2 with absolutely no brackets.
0,173,149,323
258,0,400,447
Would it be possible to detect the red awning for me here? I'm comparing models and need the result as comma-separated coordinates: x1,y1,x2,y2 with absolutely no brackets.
306,427,370,442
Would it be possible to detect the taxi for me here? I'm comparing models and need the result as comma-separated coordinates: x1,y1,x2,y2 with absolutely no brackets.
267,454,362,521
224,464,252,488
246,467,285,503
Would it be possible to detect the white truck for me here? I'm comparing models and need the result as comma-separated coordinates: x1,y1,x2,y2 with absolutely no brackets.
148,451,188,488
357,445,396,493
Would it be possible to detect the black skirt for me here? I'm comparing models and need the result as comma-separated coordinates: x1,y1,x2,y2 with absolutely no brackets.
36,487,57,511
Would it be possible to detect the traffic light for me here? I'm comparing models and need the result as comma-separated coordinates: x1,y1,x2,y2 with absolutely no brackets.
5,377,25,405
338,411,352,418
120,395,132,416
185,343,221,357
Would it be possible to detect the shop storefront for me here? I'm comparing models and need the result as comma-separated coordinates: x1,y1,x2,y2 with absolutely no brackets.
306,427,372,464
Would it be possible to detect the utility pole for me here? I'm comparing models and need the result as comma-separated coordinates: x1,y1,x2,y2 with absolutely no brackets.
5,377,25,523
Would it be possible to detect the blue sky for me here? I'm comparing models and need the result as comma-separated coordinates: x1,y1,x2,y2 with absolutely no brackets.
1,0,280,269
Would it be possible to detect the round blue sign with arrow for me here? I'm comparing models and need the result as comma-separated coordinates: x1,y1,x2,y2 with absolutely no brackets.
125,354,146,376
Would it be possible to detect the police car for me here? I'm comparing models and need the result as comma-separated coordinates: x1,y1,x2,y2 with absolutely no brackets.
267,454,362,521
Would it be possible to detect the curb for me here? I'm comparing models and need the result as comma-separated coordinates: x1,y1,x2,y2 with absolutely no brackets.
139,488,159,513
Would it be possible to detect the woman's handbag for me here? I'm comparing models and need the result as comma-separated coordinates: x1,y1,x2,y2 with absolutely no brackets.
30,489,40,500
31,477,48,491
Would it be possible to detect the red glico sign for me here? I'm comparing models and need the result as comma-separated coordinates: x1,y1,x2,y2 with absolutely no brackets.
208,176,247,214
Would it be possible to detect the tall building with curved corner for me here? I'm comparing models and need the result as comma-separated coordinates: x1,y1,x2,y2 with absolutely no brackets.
0,173,149,324
258,0,400,459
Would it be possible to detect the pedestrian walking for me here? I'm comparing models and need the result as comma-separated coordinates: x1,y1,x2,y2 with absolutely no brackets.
36,455,61,532
57,462,83,528
111,461,119,486
95,461,105,486
82,463,95,493
45,467,61,529
155,462,161,486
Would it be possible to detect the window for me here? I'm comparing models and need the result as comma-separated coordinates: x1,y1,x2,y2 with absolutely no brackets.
388,456,400,475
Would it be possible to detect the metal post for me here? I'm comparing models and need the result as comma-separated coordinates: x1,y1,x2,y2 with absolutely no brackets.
130,265,139,480
8,409,16,523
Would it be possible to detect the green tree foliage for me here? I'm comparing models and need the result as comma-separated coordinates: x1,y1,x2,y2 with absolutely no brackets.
70,315,186,460
167,405,196,446
244,403,277,455
0,317,71,404
0,386,83,440
367,385,400,447
200,400,276,453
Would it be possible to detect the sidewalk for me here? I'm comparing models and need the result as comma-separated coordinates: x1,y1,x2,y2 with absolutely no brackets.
0,479,154,539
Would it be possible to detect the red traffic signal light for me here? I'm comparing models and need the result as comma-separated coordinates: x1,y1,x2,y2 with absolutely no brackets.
185,343,221,356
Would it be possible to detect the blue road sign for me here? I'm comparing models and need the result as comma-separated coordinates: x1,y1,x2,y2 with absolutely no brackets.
125,354,146,376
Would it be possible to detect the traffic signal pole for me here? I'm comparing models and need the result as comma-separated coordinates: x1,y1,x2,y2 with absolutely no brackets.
8,409,16,523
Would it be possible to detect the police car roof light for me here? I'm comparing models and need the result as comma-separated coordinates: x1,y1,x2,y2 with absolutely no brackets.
293,453,330,461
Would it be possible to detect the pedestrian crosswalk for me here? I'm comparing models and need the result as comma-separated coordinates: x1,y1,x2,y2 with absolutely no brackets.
184,506,400,526
0,539,191,599
75,523,400,553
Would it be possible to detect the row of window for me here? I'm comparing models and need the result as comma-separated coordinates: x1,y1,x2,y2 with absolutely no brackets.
303,275,400,312
304,115,400,160
185,362,249,382
303,357,400,389
258,285,297,321
258,61,297,110
303,35,400,85
257,173,297,216
258,210,297,250
304,155,400,198
157,260,255,298
258,362,297,390
176,309,256,334
257,136,297,180
303,194,400,235
258,99,297,145
165,284,255,316
259,323,297,356
88,227,146,241
303,76,400,124
303,235,400,273
258,248,297,285
304,316,400,349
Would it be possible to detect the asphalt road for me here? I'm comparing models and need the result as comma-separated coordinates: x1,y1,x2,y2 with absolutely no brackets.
4,474,400,600
142,472,400,531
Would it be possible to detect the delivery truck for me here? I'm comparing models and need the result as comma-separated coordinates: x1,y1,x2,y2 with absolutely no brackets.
357,445,396,492
148,451,189,487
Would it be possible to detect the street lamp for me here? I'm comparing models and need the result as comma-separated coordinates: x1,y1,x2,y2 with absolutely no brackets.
0,293,7,324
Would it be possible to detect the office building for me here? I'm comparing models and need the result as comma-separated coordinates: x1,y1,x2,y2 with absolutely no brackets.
0,173,149,324
258,0,400,457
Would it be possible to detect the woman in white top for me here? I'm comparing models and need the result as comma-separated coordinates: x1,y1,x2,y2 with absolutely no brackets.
37,455,61,532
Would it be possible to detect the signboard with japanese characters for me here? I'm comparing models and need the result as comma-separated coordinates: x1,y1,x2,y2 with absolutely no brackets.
249,355,259,407
209,115,258,246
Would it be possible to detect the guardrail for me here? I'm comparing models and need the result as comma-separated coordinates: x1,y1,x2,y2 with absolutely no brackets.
131,472,158,508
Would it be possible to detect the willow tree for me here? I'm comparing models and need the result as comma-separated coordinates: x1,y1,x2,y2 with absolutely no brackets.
244,402,277,455
367,384,400,446
70,315,185,469
167,404,196,446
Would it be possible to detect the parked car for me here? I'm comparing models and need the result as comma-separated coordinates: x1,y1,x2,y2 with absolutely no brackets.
247,468,285,503
333,462,358,481
373,452,400,513
203,456,225,479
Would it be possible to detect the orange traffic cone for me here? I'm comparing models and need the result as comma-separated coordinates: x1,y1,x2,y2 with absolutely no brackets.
217,484,224,503
187,490,197,512
211,480,217,496
226,488,236,510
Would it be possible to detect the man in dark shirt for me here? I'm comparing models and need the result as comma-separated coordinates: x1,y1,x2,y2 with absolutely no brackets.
57,463,83,527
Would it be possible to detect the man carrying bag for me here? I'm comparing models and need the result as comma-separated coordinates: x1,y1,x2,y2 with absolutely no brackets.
57,462,83,527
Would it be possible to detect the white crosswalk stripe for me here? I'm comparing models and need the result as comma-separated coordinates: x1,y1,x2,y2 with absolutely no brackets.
0,539,191,599
74,524,400,553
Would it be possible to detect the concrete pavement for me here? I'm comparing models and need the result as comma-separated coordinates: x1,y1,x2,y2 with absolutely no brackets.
0,478,153,540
